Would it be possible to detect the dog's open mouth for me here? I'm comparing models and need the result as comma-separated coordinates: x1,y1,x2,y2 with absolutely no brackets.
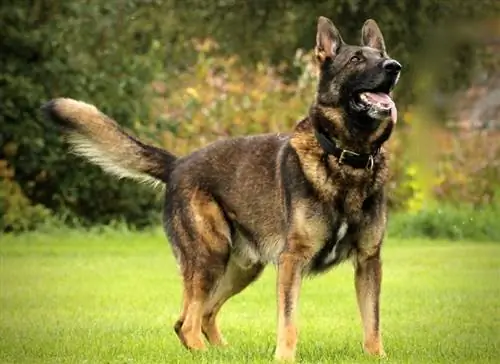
359,92,394,112
353,77,398,124
355,90,397,123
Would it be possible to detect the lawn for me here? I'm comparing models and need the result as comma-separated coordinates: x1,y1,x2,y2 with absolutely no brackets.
1,229,499,363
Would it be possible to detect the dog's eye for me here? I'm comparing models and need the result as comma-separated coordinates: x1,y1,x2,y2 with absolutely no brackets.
350,55,361,63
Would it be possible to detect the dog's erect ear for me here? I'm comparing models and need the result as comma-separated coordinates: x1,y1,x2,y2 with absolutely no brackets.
316,16,344,63
361,19,387,55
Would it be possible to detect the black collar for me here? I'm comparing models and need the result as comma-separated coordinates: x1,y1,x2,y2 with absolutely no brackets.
314,129,377,170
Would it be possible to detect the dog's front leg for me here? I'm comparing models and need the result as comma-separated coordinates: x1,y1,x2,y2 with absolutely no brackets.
275,247,309,362
354,251,386,357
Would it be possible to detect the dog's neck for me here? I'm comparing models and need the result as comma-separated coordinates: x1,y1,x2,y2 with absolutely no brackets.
308,103,393,155
313,127,379,170
290,117,389,196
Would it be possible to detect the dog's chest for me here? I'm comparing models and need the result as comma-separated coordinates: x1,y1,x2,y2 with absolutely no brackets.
308,219,354,273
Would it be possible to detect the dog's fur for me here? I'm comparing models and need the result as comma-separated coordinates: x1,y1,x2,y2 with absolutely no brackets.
42,16,401,361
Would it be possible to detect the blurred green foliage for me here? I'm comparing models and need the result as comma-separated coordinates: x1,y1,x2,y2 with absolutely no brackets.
1,1,167,231
388,202,500,242
1,0,499,232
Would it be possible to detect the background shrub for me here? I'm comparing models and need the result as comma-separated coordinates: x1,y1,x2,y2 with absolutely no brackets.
1,0,499,233
1,1,166,230
389,203,500,242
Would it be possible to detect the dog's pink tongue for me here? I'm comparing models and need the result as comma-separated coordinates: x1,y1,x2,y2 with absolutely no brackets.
391,101,397,124
362,92,397,124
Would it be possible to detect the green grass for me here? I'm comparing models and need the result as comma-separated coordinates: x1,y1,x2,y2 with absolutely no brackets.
1,229,499,364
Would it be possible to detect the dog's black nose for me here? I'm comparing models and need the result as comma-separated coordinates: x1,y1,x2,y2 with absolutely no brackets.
383,59,402,74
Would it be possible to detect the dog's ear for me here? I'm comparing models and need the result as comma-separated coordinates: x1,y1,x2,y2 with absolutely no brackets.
316,16,344,63
361,19,387,55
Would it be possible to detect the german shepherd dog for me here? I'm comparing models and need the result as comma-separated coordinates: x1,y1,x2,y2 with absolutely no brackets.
42,16,401,361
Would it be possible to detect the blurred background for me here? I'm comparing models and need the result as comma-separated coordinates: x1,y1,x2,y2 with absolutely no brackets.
1,0,499,240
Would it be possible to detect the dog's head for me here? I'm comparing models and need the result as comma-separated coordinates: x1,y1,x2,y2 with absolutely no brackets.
314,17,401,133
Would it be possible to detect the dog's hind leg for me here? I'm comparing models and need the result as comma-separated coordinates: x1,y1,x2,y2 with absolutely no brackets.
166,189,233,351
202,259,264,346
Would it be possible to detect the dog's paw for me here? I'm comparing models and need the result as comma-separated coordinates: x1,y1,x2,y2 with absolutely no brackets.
174,322,207,351
274,347,296,362
205,333,228,347
202,323,228,347
363,341,386,358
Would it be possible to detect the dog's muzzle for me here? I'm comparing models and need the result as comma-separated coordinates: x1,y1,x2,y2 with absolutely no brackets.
356,59,401,123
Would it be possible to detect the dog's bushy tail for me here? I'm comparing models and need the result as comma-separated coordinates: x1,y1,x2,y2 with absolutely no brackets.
42,98,176,186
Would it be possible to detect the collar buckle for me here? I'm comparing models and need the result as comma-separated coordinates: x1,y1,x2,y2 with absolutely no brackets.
338,149,360,165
